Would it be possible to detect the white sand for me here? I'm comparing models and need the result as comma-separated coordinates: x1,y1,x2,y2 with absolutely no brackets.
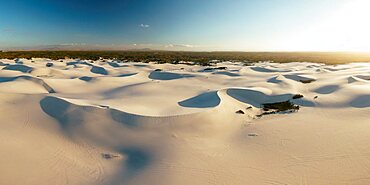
1,58,370,185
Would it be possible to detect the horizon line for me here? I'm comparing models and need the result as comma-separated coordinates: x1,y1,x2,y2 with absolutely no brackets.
2,49,370,53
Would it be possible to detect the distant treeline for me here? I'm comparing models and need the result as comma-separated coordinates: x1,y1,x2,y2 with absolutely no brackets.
1,51,370,64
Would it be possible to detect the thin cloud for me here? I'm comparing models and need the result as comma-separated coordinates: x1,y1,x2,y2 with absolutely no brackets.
59,43,87,46
165,44,194,48
139,24,150,28
2,28,15,33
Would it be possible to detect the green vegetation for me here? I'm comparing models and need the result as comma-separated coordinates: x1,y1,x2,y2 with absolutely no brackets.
1,51,370,64
292,94,304,99
204,66,228,71
256,100,300,117
300,79,316,84
262,101,300,112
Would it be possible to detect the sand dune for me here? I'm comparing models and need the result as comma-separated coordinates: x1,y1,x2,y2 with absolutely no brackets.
148,71,195,80
1,58,370,185
91,65,108,75
0,75,55,93
178,91,220,108
2,64,33,73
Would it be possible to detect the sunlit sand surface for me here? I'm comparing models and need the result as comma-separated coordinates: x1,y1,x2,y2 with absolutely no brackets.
1,58,370,185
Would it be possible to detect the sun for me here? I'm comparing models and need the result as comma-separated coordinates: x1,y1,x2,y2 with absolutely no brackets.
334,0,370,51
281,0,370,52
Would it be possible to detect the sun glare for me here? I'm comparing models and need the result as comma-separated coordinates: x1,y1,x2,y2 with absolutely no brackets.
282,0,370,52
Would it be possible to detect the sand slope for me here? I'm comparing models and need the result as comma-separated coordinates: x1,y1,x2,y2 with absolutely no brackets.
1,58,370,185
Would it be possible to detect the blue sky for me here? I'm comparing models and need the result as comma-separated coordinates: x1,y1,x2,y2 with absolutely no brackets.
1,0,368,51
